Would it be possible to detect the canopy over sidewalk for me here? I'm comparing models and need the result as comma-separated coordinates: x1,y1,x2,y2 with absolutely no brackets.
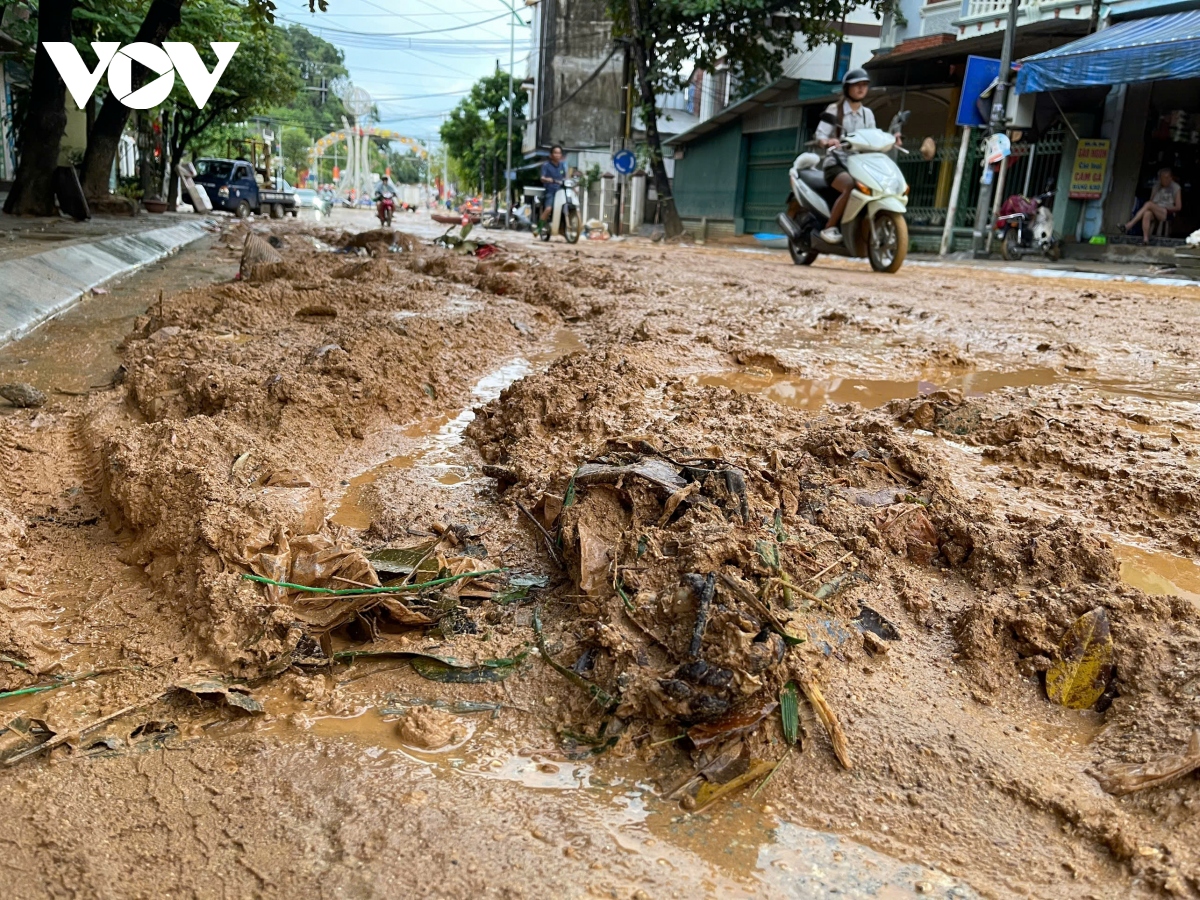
1015,10,1200,93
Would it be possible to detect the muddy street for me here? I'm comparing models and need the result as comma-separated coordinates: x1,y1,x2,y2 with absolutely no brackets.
1,210,1198,899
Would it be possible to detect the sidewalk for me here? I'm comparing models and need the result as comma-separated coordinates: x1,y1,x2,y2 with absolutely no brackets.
0,210,214,346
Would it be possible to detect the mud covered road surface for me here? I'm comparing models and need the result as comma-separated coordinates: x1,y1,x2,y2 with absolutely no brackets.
2,209,1199,898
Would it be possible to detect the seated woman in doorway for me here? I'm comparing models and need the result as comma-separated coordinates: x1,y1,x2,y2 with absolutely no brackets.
1124,168,1182,244
813,68,898,245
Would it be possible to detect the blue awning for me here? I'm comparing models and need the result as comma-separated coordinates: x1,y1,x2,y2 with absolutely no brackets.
1015,10,1200,93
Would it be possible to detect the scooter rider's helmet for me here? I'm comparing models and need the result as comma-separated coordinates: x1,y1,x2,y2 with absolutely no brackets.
842,68,870,92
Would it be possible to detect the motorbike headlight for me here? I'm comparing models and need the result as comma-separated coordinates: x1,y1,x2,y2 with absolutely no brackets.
564,178,578,188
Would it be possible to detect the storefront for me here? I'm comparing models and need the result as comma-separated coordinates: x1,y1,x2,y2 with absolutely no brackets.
1015,9,1200,242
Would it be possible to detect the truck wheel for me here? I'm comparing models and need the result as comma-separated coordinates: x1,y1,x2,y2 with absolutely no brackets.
235,200,251,219
270,203,283,220
867,211,908,273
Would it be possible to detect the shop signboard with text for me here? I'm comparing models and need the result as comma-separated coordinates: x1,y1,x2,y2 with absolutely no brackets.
1068,139,1111,201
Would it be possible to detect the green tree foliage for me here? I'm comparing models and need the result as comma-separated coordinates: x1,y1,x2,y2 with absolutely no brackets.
608,0,893,236
387,149,427,185
440,66,525,196
268,24,350,178
162,3,300,206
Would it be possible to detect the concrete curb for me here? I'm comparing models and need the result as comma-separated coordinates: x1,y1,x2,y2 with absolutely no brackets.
0,219,213,346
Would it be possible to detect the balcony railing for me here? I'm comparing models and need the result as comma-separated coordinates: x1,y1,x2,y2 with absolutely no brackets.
964,0,1014,17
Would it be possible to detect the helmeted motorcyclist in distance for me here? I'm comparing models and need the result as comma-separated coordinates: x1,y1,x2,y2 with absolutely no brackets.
375,174,395,200
814,68,900,245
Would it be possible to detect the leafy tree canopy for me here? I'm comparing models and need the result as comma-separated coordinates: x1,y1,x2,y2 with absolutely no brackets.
440,66,525,193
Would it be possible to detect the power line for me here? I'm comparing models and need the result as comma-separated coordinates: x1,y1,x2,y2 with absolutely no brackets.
275,10,511,37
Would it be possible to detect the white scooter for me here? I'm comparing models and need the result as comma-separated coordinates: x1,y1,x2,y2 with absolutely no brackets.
527,177,583,244
776,112,910,273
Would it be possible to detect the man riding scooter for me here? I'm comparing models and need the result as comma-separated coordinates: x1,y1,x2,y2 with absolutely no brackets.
814,68,900,245
375,175,396,226
537,145,566,237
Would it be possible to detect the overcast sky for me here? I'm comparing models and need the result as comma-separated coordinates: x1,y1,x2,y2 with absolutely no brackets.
272,0,534,147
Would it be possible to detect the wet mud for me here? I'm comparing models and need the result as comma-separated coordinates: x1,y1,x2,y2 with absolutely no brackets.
1,213,1199,898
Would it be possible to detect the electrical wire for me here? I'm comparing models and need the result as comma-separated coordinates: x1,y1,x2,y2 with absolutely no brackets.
275,10,511,37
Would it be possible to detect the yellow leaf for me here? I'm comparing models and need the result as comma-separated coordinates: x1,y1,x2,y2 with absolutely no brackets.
1045,607,1113,709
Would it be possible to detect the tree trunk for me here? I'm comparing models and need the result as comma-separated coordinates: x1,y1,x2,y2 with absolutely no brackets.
3,0,76,216
79,0,183,199
626,0,683,238
166,137,181,210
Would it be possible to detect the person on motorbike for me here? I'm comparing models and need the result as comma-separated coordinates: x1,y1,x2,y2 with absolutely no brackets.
539,145,566,231
814,68,899,245
375,175,396,202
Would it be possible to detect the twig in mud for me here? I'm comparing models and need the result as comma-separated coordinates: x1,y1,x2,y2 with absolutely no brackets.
241,568,503,595
330,575,378,588
800,676,852,770
685,573,716,659
3,693,168,766
718,573,804,646
0,654,30,670
400,535,445,587
650,733,687,747
879,505,921,534
0,671,103,700
801,550,855,588
752,744,794,799
514,500,564,569
532,607,617,712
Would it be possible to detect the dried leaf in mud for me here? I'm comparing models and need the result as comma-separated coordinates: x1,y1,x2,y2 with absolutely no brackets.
780,682,800,745
1045,607,1114,710
318,647,527,683
409,651,528,684
800,677,853,770
574,457,687,494
687,700,778,749
367,541,440,578
176,680,264,715
576,519,612,597
658,481,700,527
690,759,776,813
260,469,314,488
1094,730,1200,796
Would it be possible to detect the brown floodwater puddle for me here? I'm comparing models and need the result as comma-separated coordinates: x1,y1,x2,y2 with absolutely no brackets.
249,692,979,898
1115,543,1200,605
696,364,1200,413
0,236,227,395
332,328,584,529
693,366,1067,412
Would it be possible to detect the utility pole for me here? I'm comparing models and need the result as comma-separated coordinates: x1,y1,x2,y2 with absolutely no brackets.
505,0,516,220
972,0,1021,256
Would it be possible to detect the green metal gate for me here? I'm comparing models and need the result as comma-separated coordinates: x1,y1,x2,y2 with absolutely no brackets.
741,128,797,234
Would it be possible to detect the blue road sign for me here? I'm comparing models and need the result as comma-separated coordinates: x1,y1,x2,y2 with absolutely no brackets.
957,56,1001,128
612,149,637,175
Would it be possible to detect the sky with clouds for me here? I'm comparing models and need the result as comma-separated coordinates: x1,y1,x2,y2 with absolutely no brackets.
271,0,534,147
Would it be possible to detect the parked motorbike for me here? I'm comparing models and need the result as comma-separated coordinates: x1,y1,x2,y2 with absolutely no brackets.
995,191,1061,261
776,112,910,273
375,193,395,227
527,178,582,244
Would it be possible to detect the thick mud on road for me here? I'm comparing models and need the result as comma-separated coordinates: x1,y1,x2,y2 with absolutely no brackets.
1,210,1198,899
